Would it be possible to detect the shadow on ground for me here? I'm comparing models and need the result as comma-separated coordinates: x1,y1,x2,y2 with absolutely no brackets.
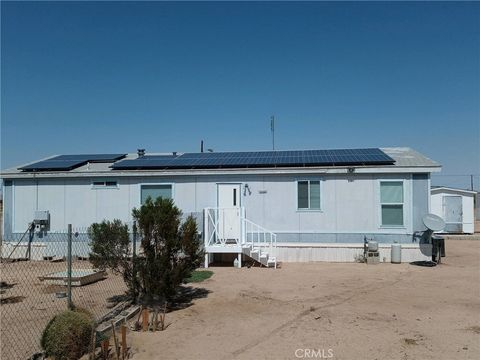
169,286,211,311
410,261,437,267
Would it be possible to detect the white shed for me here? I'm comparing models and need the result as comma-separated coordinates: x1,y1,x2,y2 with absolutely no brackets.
431,187,476,234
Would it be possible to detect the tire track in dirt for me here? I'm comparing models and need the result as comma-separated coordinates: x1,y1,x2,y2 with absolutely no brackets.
231,273,407,358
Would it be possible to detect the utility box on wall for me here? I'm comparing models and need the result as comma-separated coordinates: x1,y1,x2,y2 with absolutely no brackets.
34,210,50,233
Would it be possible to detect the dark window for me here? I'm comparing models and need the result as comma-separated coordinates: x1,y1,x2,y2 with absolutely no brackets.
141,184,173,204
92,181,118,188
297,180,320,210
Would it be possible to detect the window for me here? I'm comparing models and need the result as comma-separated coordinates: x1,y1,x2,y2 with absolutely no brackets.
380,181,404,226
141,184,173,204
297,180,321,210
92,180,118,188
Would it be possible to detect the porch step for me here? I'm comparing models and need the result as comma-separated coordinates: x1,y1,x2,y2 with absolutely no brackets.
267,257,277,265
242,246,276,268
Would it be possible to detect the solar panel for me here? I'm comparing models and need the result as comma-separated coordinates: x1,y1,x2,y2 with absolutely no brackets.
111,148,394,170
19,160,87,171
53,154,127,162
19,154,127,171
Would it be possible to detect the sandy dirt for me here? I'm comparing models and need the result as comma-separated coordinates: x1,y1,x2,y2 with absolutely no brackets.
130,240,480,360
0,260,126,359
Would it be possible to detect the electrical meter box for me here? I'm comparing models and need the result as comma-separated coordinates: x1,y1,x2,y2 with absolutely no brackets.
34,210,50,232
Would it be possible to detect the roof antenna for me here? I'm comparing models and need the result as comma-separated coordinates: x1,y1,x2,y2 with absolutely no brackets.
270,115,275,151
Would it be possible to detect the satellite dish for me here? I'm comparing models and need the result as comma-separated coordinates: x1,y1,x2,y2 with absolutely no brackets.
422,214,445,231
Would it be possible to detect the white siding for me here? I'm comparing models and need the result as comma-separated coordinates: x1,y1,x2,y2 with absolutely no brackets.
13,180,36,232
95,181,131,224
64,179,97,230
463,195,475,233
9,173,417,236
37,179,65,231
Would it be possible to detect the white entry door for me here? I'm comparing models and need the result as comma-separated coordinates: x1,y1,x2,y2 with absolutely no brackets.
217,184,241,242
443,196,463,232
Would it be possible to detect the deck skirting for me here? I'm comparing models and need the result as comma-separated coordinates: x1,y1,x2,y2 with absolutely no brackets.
272,243,430,263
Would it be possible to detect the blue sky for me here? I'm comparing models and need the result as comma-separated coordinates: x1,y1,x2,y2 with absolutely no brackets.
1,1,479,189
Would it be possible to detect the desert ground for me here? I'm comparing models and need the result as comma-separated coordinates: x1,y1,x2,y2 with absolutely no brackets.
130,240,480,360
0,260,126,359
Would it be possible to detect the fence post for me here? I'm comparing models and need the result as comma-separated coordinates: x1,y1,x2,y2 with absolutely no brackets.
26,228,34,260
67,224,73,310
132,221,138,301
132,221,137,260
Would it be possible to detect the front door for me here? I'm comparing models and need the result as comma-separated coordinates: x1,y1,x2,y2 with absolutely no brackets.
217,184,241,242
443,196,463,232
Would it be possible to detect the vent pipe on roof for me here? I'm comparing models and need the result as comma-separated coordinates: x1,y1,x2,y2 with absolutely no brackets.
137,149,145,158
201,140,204,153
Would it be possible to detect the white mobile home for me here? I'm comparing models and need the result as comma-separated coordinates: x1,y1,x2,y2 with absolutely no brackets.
431,187,476,234
1,147,440,264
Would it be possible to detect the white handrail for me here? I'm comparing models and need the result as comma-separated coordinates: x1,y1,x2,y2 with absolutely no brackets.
204,207,277,268
205,207,244,247
242,217,277,264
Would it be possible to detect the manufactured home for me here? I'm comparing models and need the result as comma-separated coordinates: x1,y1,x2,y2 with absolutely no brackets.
1,147,440,265
431,186,476,234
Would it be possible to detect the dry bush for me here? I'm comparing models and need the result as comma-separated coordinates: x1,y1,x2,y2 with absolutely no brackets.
41,309,94,359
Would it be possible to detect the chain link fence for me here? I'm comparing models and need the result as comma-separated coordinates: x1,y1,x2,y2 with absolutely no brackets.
0,225,134,359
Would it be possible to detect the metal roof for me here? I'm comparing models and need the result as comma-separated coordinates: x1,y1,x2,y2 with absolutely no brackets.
380,147,439,167
431,186,477,195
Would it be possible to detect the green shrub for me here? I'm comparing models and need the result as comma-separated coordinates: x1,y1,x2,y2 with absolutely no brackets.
88,220,138,299
41,309,94,360
132,197,204,302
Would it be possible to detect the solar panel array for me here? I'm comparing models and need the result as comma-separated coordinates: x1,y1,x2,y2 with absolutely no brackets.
19,154,127,171
111,148,395,170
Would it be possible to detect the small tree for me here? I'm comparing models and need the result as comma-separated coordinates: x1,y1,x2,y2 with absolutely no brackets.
88,197,203,304
88,220,138,298
133,197,203,302
180,215,203,271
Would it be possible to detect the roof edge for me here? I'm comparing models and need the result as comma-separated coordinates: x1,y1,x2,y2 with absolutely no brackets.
431,186,477,194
